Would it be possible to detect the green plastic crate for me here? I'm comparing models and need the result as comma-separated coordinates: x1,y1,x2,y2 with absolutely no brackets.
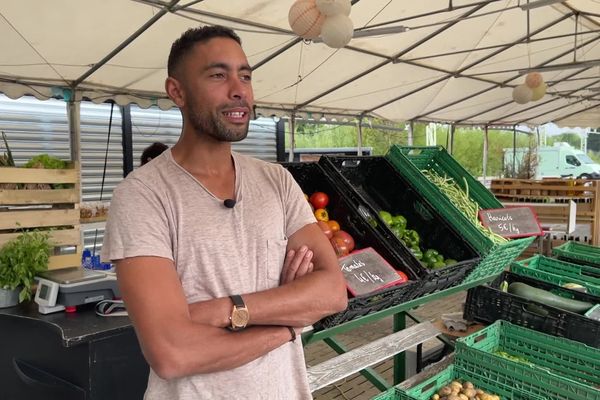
511,255,600,296
455,320,600,399
553,241,600,268
386,145,535,284
371,364,545,400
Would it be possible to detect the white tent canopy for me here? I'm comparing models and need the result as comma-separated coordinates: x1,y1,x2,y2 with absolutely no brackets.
2,0,600,126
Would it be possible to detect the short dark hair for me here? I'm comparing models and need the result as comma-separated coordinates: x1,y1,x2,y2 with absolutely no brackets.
141,142,169,165
167,25,242,77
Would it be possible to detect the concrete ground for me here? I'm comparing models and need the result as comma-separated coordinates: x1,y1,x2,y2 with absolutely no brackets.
306,291,467,400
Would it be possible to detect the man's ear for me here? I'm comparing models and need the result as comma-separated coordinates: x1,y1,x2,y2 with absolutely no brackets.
165,76,185,108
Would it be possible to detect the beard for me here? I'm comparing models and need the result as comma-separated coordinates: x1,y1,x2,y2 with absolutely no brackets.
187,97,249,143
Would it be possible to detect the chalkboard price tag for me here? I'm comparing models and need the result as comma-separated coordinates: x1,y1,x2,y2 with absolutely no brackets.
478,206,543,238
338,247,407,297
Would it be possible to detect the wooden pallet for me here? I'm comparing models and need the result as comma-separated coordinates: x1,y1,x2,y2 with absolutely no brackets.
491,178,599,246
491,178,594,200
0,165,81,270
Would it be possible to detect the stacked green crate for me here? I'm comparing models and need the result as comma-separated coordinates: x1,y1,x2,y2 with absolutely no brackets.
553,241,600,267
511,254,600,296
372,364,544,400
454,320,600,400
387,146,534,283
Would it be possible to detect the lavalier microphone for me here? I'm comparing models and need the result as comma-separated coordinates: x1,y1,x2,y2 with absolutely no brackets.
223,199,236,208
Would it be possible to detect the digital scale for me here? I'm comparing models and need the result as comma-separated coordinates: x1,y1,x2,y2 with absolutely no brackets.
34,267,120,314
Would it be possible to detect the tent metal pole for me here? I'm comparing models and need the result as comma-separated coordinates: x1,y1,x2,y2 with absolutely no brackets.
408,121,414,146
513,126,517,178
288,113,296,162
449,125,455,154
483,126,489,183
357,117,363,156
67,98,81,165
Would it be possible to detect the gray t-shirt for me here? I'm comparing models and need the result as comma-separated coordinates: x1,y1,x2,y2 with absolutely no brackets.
102,149,316,399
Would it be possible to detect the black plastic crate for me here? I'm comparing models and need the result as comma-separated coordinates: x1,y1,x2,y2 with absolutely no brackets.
319,156,480,296
282,162,420,330
464,270,600,348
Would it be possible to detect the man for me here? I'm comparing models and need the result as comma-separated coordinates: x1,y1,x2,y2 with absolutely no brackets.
140,142,168,166
102,25,347,399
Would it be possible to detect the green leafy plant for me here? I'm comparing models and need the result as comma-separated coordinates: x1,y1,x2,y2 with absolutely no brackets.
0,231,52,302
24,154,68,169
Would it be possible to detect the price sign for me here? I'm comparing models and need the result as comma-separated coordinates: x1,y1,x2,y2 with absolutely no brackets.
478,206,543,238
338,247,407,297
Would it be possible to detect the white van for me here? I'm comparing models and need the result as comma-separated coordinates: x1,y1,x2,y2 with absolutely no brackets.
503,142,600,179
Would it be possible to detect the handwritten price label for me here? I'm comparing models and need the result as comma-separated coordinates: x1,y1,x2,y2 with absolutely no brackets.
478,207,542,238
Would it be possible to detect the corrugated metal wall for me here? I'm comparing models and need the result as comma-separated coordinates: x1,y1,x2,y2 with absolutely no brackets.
0,95,277,253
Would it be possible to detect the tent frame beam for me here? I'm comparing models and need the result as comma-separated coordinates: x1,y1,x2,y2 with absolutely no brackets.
72,0,180,88
294,2,489,111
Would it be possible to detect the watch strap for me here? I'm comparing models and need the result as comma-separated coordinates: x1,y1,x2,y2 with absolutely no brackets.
230,294,245,309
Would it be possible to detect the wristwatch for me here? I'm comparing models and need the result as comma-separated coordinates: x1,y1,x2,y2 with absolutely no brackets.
229,295,250,331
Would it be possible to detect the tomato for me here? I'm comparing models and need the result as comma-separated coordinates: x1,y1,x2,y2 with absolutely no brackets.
317,220,333,239
333,230,355,253
314,208,329,222
330,237,349,257
327,219,340,233
310,192,329,209
396,270,409,283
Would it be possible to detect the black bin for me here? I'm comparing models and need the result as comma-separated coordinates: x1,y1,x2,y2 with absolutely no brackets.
282,162,420,330
464,270,600,348
320,156,480,296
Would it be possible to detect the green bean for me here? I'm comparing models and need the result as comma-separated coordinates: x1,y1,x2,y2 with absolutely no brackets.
421,169,507,244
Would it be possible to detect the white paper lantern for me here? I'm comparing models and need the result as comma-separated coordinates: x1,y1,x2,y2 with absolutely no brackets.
525,72,543,89
512,84,533,104
531,82,547,101
288,0,325,39
320,14,354,48
316,0,351,16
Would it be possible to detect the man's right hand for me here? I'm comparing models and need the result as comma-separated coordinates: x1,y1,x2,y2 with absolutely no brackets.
280,245,314,285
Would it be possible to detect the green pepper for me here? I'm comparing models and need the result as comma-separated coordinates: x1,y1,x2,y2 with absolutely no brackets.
378,210,393,226
392,215,407,229
409,247,423,260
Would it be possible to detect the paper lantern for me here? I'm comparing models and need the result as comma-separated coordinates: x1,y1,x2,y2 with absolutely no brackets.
525,72,543,89
512,84,533,104
320,14,354,48
316,0,351,16
531,82,547,101
288,0,325,39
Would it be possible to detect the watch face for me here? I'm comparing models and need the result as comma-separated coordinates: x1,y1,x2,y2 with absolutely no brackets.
232,308,249,328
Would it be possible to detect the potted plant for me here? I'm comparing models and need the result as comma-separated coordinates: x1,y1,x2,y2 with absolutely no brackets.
0,230,52,307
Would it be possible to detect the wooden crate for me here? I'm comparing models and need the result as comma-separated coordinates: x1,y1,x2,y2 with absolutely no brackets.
491,178,600,246
0,164,81,270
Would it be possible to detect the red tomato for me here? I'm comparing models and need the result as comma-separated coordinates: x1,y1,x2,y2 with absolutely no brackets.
310,192,329,209
333,230,355,253
330,237,349,257
314,208,329,222
396,270,409,283
327,220,340,233
317,220,333,239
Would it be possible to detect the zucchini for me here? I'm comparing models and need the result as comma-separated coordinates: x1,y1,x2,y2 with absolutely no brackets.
508,282,594,314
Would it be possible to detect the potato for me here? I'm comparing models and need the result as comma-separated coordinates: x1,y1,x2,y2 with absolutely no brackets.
462,388,476,398
463,381,474,390
447,395,461,400
439,386,453,396
458,394,469,400
431,395,440,400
